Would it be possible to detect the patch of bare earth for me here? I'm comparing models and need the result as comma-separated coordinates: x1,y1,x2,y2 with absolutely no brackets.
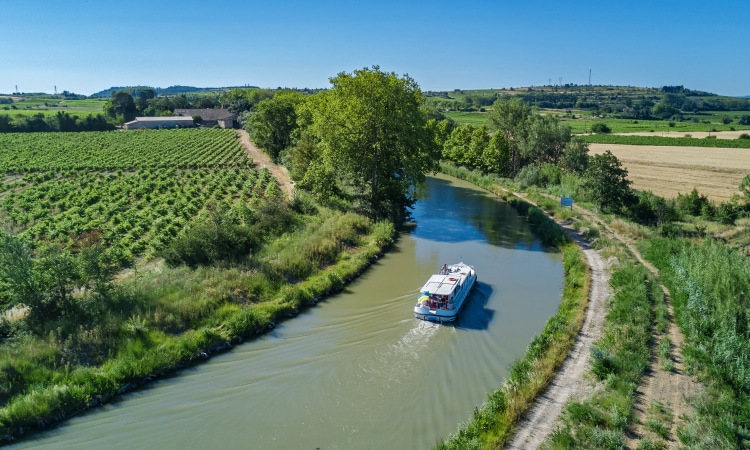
626,297,699,448
236,130,295,198
507,197,611,449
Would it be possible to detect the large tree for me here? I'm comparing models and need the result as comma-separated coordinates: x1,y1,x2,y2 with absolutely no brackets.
581,150,635,212
247,91,304,161
487,97,532,176
103,91,136,123
310,66,439,220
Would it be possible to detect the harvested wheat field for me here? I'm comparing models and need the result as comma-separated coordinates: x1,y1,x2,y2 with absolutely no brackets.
589,143,750,201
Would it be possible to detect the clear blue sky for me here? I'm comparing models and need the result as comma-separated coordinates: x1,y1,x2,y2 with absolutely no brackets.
2,0,748,96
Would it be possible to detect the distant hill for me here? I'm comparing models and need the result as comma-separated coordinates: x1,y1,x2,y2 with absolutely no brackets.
90,85,259,98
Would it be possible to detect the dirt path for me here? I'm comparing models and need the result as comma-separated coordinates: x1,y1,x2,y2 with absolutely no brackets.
567,208,697,448
236,130,295,198
506,193,697,448
507,203,611,449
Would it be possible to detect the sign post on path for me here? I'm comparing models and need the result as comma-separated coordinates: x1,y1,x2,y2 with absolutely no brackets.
560,197,574,209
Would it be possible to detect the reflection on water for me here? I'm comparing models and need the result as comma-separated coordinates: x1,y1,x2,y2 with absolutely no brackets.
413,176,550,252
17,174,563,450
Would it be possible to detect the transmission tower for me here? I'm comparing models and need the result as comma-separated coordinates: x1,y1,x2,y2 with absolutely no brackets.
588,69,592,85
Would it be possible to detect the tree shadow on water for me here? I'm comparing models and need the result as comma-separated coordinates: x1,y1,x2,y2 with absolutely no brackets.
453,281,495,331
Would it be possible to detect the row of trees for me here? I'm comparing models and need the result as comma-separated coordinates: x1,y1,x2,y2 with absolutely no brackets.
102,88,276,124
245,78,648,222
0,112,114,133
436,98,640,215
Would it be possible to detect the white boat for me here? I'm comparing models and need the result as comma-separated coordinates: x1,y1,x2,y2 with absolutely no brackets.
414,262,477,323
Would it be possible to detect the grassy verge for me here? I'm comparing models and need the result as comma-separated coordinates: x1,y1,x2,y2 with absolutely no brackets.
582,134,750,148
638,238,750,448
436,163,590,449
0,209,396,442
544,262,658,449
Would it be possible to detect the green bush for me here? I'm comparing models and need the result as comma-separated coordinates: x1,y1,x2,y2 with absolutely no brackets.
515,164,541,189
590,123,611,133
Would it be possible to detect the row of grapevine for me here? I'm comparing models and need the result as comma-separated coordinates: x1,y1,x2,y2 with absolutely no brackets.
0,129,251,171
0,129,276,262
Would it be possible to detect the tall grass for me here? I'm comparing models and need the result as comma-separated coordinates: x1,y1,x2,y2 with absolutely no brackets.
639,238,750,447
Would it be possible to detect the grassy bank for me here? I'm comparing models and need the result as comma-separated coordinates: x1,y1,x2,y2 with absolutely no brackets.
545,263,660,449
436,164,590,449
0,208,395,443
639,238,750,448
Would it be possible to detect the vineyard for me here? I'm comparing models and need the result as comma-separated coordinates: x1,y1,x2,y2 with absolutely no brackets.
0,129,278,260
0,128,250,171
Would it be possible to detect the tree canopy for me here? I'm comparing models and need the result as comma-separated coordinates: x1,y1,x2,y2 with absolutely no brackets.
104,91,137,123
581,150,635,212
248,91,304,161
310,66,439,221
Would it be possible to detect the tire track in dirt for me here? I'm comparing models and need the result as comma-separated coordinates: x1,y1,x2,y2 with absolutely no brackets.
559,203,698,449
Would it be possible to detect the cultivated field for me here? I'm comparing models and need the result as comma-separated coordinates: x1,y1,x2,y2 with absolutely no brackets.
0,129,276,261
589,143,749,201
615,130,750,139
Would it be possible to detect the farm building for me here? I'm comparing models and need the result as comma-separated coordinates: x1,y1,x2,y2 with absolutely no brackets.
173,108,236,128
123,117,195,130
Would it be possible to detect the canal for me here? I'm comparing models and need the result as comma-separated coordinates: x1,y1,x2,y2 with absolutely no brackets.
19,174,564,449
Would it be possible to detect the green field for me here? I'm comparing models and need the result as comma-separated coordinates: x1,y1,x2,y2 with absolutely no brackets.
0,96,106,119
565,116,750,134
0,129,270,261
444,111,490,126
582,133,750,148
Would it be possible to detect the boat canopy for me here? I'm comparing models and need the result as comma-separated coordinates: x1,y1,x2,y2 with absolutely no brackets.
421,275,459,296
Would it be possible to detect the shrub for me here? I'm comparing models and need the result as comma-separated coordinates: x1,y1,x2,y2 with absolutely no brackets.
538,163,562,186
738,133,750,140
162,206,261,266
591,123,611,133
515,164,541,189
715,202,739,225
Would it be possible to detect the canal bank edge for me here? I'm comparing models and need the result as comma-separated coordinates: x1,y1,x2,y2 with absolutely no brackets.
0,222,397,444
436,164,594,449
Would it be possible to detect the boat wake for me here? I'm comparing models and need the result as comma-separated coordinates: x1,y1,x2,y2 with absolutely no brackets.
391,320,441,360
356,320,447,389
